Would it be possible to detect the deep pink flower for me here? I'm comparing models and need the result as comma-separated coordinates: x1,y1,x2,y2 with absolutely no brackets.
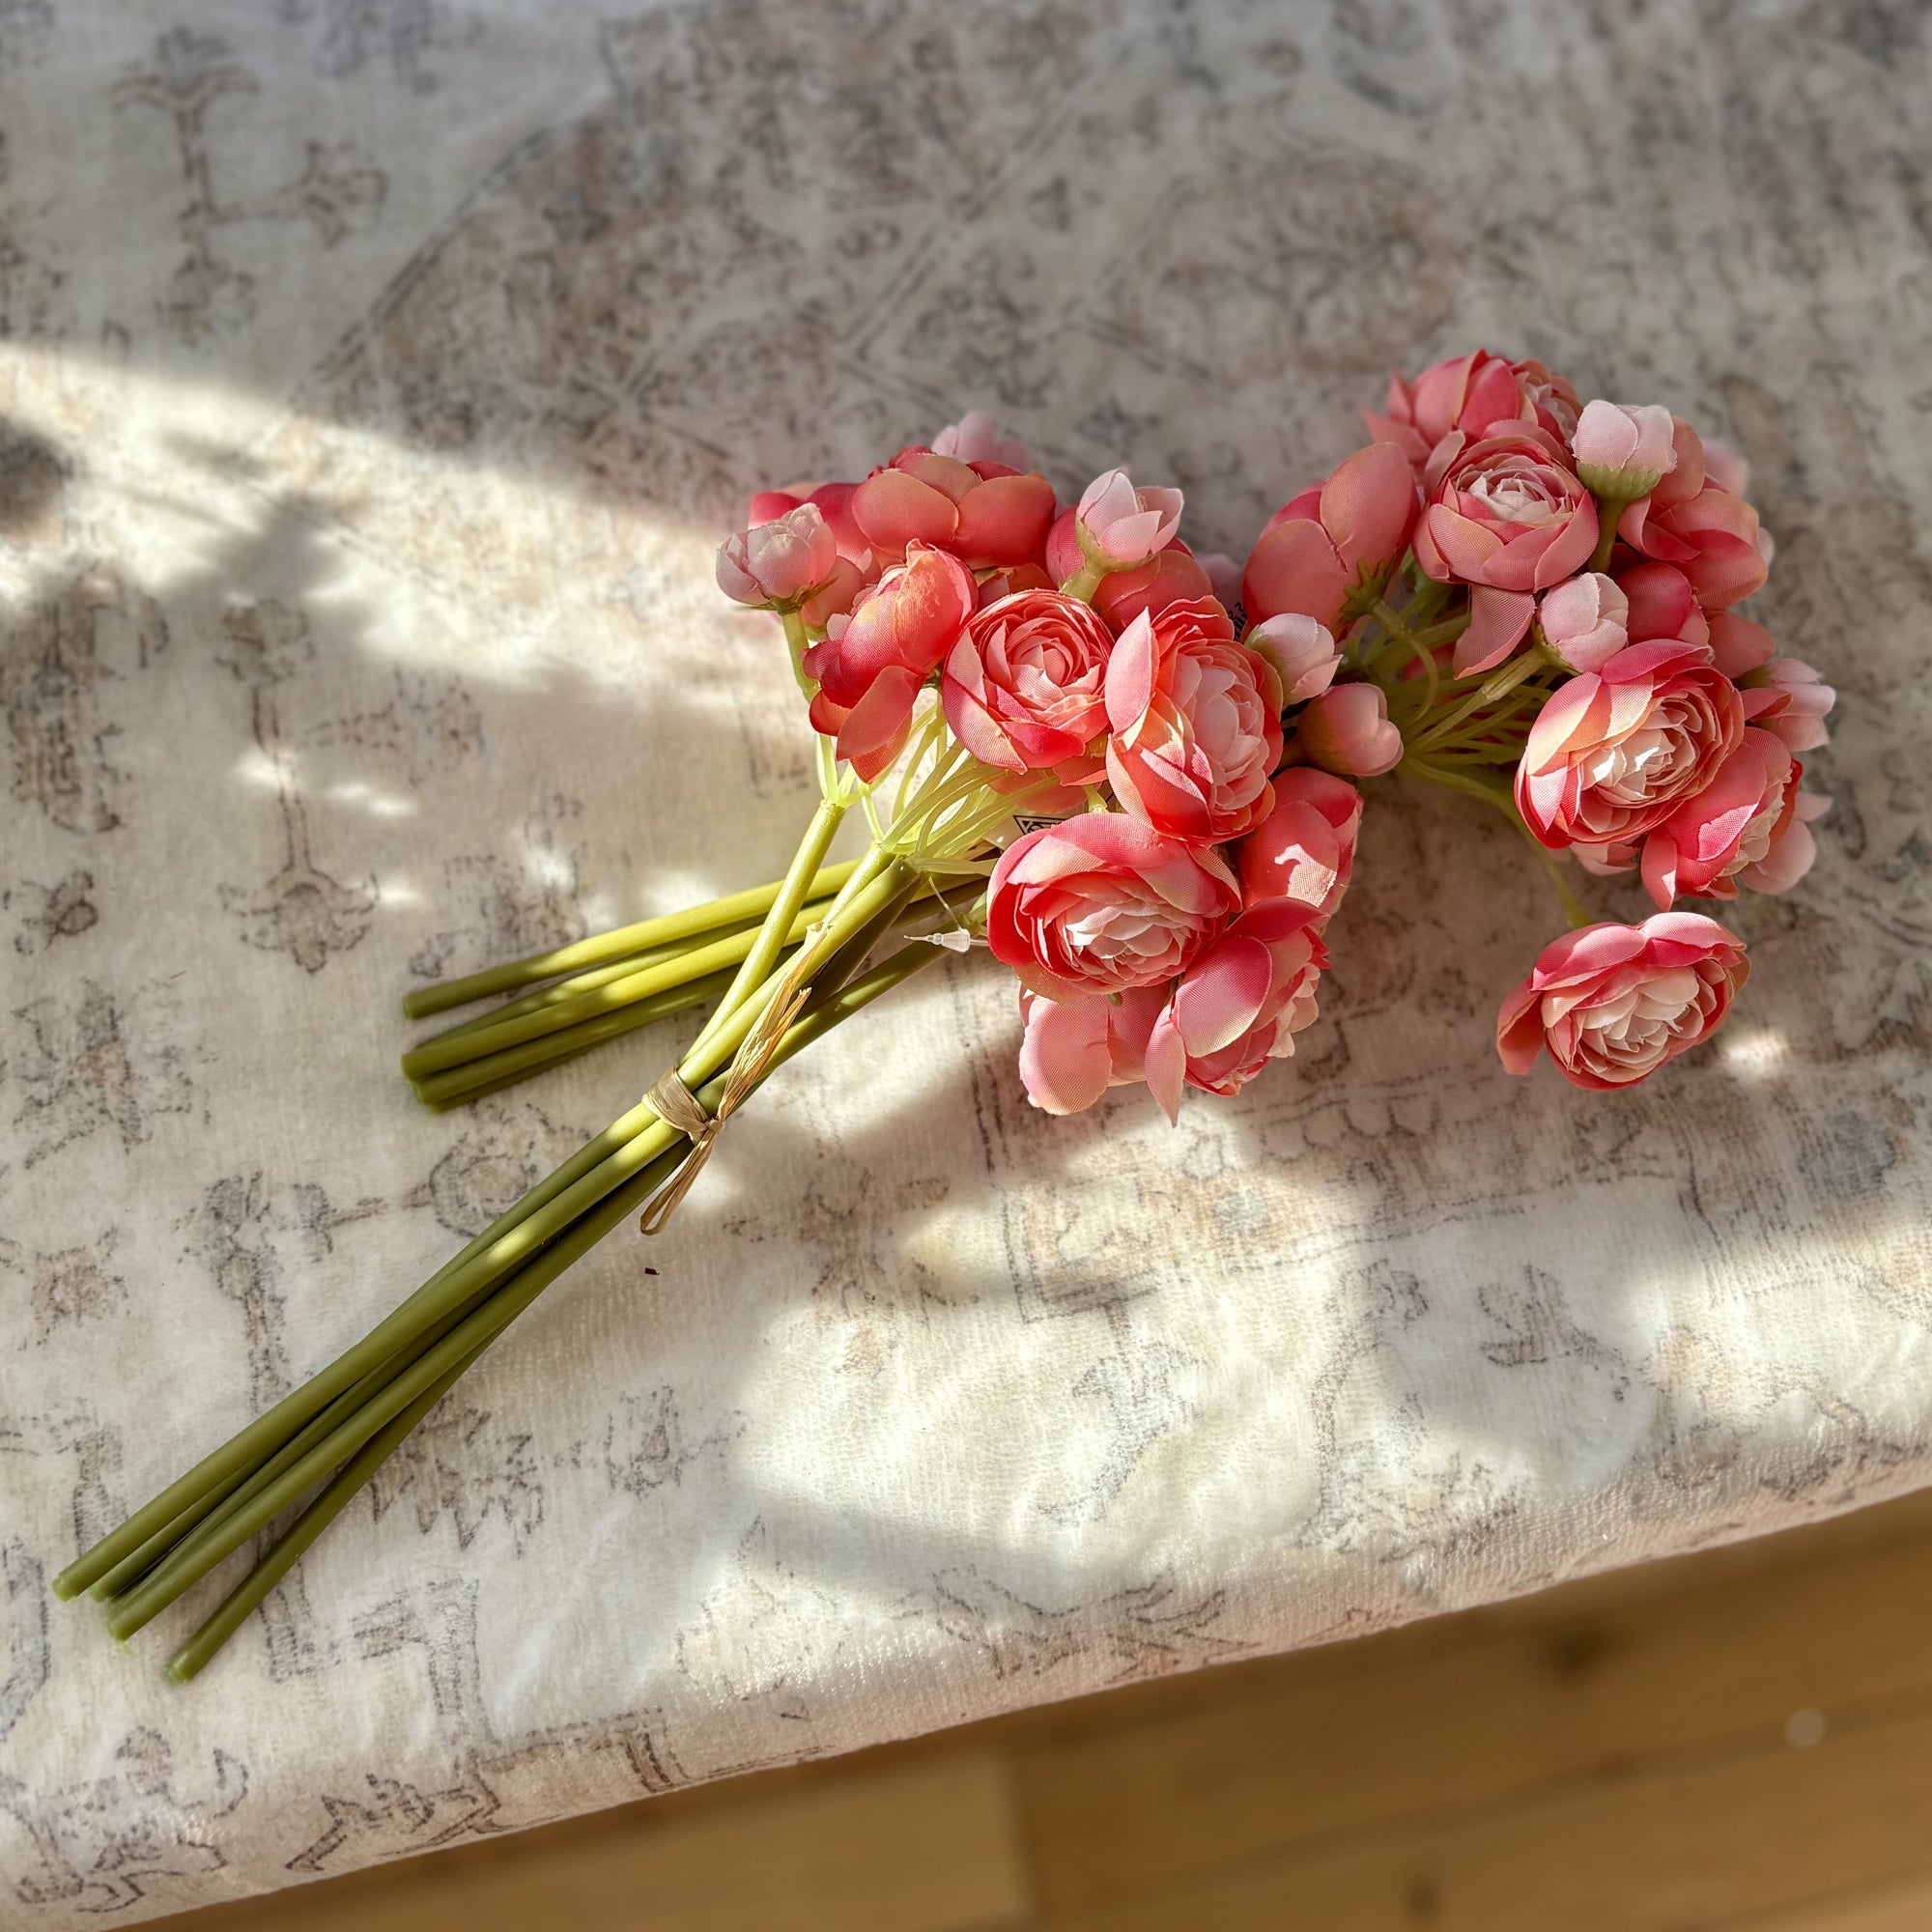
1638,727,1799,909
1241,440,1419,633
1364,351,1579,470
1538,573,1629,674
1246,613,1342,704
802,543,975,781
987,815,1239,1001
1050,509,1220,631
1496,915,1749,1090
1701,611,1835,754
716,504,841,609
1413,425,1599,595
1572,401,1678,490
1238,768,1362,923
851,444,1057,569
1104,598,1284,841
1075,469,1185,571
1293,682,1402,779
1516,640,1745,850
799,556,871,631
941,589,1112,777
1009,838,1340,1118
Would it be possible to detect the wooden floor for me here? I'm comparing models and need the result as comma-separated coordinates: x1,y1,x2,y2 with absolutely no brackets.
164,1488,1932,1932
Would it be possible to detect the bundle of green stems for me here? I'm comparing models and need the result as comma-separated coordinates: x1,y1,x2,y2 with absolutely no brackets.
54,716,1019,1680
401,850,970,1109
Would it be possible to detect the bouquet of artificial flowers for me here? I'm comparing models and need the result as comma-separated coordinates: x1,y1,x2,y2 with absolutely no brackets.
52,352,1833,1678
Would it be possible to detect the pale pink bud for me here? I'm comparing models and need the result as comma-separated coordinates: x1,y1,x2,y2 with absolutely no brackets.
1572,401,1679,494
1293,682,1402,778
716,503,840,609
930,410,1035,471
1075,469,1184,571
1247,612,1342,704
1701,437,1751,497
1538,572,1630,673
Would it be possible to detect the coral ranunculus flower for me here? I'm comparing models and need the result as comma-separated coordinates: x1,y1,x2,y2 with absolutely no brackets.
1413,424,1599,594
1515,640,1745,851
941,589,1113,777
1104,598,1285,842
1497,915,1749,1090
1143,900,1328,1116
1239,768,1363,923
987,815,1239,1001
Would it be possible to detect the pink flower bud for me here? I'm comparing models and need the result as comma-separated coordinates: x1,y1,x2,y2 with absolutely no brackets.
1572,401,1679,491
1538,572,1629,673
1247,613,1342,703
1075,469,1184,571
930,411,1035,471
1293,683,1402,778
716,503,841,609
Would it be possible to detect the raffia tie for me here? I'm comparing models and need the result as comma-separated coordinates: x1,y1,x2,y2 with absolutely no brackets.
637,930,821,1235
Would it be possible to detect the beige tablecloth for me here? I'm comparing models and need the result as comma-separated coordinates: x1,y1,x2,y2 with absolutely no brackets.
3,1,1929,1918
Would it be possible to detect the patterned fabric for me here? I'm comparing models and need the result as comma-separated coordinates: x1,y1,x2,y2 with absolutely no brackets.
3,1,1928,1918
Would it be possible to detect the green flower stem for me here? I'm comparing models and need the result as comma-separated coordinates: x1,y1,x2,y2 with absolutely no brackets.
404,854,908,1082
156,938,951,1674
56,858,921,1609
1585,489,1644,575
1059,563,1105,603
397,857,863,1021
421,914,778,1044
408,968,741,1110
412,877,980,1111
401,889,845,1084
166,1334,497,1683
101,1259,509,1607
1406,654,1549,756
780,607,814,694
686,798,869,1064
422,1040,604,1112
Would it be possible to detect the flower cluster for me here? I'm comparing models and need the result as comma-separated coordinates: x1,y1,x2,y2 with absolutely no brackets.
721,412,1357,1118
722,359,1833,1109
1248,348,1833,1088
